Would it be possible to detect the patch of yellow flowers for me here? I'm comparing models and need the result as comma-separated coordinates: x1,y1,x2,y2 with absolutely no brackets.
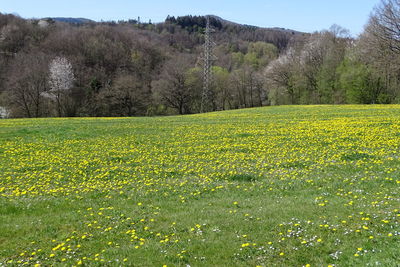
1,105,399,266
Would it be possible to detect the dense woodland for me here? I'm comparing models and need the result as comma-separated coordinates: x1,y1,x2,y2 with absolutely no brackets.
0,0,399,118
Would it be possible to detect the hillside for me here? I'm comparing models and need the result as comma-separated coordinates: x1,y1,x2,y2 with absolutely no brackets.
50,15,304,35
0,12,303,118
49,15,304,41
1,105,399,265
1,0,399,119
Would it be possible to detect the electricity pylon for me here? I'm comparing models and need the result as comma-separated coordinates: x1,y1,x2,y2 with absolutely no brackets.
200,16,216,113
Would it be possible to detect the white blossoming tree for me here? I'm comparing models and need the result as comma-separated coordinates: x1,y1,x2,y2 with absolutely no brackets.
44,57,75,116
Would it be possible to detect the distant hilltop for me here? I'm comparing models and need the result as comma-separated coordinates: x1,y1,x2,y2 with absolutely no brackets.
45,17,95,24
207,15,303,35
40,15,304,35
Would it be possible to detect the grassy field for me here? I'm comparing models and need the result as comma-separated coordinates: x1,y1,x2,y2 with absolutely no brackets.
0,105,399,267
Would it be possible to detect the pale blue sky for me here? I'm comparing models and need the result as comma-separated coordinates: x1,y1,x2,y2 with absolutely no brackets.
1,0,380,36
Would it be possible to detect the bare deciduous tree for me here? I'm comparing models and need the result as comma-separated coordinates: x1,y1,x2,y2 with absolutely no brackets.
98,74,149,116
6,53,49,117
153,57,195,115
367,0,400,54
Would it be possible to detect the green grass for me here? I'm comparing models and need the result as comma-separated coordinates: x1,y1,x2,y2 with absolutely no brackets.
0,105,399,266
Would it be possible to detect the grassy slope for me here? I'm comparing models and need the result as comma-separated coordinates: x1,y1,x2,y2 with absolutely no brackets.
0,105,399,267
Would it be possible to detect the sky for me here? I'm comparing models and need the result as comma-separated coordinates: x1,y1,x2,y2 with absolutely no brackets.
1,0,380,36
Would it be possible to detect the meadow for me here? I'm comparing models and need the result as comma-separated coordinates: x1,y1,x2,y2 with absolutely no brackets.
0,105,399,267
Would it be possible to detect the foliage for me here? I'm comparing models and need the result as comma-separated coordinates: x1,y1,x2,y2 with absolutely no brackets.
0,13,284,117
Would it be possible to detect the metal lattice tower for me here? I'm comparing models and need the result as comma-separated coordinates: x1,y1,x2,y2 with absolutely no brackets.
201,16,215,113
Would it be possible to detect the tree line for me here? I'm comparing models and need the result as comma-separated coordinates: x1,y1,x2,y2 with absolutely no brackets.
266,0,400,105
0,0,399,118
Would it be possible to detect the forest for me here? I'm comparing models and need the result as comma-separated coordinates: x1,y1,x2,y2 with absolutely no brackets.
0,0,399,118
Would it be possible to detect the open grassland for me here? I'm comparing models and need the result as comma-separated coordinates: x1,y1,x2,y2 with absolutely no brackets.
0,105,399,266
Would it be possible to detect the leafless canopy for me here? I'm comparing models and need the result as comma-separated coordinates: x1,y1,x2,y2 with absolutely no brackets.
367,0,400,54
